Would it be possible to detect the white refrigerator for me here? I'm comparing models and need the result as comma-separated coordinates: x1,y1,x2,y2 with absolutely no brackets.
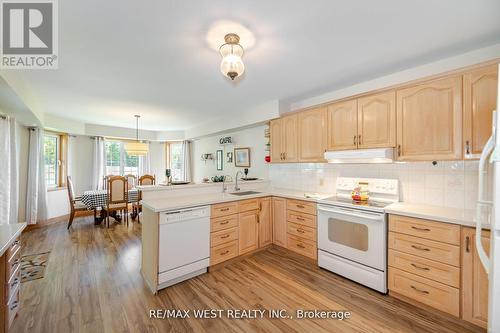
477,64,500,333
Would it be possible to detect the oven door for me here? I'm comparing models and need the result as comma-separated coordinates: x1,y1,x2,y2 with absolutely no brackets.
318,204,386,271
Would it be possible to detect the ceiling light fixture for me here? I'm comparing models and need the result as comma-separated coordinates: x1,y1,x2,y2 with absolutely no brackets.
125,115,148,156
219,33,244,80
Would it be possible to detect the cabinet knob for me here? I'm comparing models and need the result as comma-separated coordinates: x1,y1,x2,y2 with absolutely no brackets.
397,145,402,157
465,236,470,253
465,140,471,155
358,135,361,145
353,135,357,145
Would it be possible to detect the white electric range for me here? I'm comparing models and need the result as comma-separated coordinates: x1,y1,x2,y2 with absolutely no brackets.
317,177,399,293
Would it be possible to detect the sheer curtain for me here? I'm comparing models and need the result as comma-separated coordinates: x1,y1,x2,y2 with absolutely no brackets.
182,140,192,182
0,116,10,225
26,128,48,224
67,135,76,178
91,137,106,190
8,118,18,224
139,142,151,176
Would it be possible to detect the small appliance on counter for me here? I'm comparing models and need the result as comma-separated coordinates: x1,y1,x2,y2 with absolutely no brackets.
165,168,172,185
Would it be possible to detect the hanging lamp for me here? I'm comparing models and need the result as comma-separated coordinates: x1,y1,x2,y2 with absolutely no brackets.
125,115,148,156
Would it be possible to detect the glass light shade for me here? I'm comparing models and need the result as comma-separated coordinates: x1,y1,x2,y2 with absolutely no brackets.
219,43,244,80
125,141,148,156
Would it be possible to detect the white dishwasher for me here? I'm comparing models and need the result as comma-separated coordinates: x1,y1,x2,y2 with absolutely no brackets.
158,205,210,289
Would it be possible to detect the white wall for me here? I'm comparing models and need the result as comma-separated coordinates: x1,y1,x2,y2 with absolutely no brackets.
192,125,269,183
149,142,166,183
69,135,94,195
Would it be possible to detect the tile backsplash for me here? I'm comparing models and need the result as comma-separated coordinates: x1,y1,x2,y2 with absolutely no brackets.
269,161,490,210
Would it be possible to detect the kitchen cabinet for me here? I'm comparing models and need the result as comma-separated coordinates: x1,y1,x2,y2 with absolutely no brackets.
270,115,298,162
0,236,22,332
463,65,498,158
357,90,396,149
272,197,287,247
286,199,317,260
259,197,273,247
298,107,327,162
238,210,259,255
396,76,462,161
461,227,490,329
327,99,358,150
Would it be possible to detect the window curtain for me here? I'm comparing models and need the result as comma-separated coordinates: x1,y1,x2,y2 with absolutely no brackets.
67,135,76,177
139,142,151,176
26,128,48,224
0,116,15,225
91,137,106,190
182,140,192,182
8,118,18,224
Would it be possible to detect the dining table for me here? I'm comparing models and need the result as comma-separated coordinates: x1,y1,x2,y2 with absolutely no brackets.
81,189,139,224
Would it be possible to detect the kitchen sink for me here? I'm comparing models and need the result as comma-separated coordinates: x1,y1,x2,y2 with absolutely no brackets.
229,191,261,196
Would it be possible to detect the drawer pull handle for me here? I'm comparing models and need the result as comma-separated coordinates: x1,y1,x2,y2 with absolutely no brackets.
11,278,19,288
10,301,18,310
220,234,230,239
297,243,305,249
411,263,430,271
12,258,20,266
296,205,305,209
296,228,305,233
411,285,429,295
13,240,20,246
220,250,230,255
220,208,230,212
411,245,430,252
296,217,305,221
411,226,431,232
220,221,229,225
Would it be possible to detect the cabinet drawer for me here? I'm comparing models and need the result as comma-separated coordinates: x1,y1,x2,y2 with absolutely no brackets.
388,268,459,317
287,199,316,215
287,210,316,229
210,240,238,266
211,202,239,218
388,250,459,288
211,215,238,232
6,239,20,261
388,232,460,267
5,265,20,305
389,215,460,245
287,234,317,260
287,222,316,242
6,286,19,329
238,199,259,213
6,245,21,280
211,227,238,247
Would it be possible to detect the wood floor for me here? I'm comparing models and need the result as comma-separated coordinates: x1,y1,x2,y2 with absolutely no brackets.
13,216,484,333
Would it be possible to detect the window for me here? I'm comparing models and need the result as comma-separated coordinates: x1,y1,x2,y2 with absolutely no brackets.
105,141,139,176
169,142,184,181
44,134,59,187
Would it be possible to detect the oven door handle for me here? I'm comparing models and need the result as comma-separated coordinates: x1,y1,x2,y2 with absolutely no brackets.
318,206,384,221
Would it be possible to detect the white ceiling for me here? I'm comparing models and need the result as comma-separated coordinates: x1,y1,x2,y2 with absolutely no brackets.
2,0,500,131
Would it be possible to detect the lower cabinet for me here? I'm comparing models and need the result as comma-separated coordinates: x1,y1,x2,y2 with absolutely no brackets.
461,227,490,329
272,197,287,248
238,210,259,255
259,198,273,247
0,238,21,332
285,199,317,260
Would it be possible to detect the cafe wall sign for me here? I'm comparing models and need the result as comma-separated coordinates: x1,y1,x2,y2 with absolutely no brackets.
219,136,233,145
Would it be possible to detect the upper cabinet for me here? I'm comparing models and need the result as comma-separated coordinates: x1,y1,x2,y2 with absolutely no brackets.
357,91,396,149
396,76,462,161
327,99,358,150
298,107,327,162
270,115,298,163
463,65,499,158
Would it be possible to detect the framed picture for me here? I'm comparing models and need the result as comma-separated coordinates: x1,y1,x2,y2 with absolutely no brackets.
226,152,233,163
216,150,223,171
234,147,250,167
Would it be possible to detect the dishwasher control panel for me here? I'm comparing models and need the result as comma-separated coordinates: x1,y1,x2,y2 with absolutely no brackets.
160,206,210,223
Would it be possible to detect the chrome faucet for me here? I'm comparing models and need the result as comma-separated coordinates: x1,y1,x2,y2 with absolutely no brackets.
234,171,243,191
222,175,231,193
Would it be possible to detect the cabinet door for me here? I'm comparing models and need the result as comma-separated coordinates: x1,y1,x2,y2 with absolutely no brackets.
396,76,462,160
357,90,396,148
270,119,283,163
282,115,298,162
298,107,327,162
272,197,287,248
327,99,358,150
462,227,490,329
463,65,498,158
259,198,272,248
238,210,259,255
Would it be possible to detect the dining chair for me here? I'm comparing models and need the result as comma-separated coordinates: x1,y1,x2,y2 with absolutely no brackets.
134,174,156,223
67,176,88,230
125,174,137,190
103,175,111,190
106,176,129,228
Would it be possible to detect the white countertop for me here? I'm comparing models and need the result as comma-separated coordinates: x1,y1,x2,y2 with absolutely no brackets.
137,179,270,192
385,202,487,228
0,223,26,257
141,188,332,212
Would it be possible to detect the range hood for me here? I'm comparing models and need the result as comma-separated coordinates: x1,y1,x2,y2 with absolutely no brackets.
324,148,395,164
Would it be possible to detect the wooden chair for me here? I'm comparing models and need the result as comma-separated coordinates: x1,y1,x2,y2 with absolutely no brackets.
125,174,137,190
106,176,129,228
67,176,88,230
134,174,155,223
103,175,111,190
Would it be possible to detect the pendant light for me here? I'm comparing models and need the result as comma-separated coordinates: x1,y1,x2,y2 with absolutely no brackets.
125,115,148,156
219,33,245,80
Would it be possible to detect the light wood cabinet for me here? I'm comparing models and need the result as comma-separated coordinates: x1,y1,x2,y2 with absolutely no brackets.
270,115,298,162
462,227,490,329
259,198,272,247
463,65,498,158
272,197,287,247
298,107,327,162
327,99,358,150
238,210,259,255
396,76,462,161
357,90,396,148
